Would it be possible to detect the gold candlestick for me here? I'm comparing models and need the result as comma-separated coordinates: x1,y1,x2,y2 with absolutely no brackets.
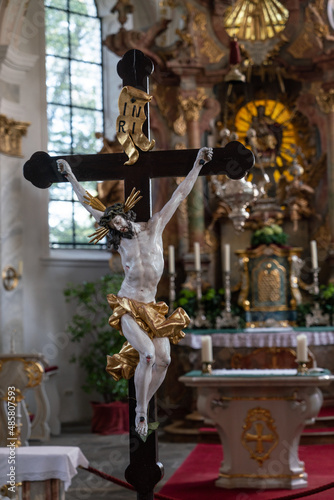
297,361,308,375
202,361,213,374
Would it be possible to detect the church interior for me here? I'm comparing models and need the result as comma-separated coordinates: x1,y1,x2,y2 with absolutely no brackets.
1,0,334,498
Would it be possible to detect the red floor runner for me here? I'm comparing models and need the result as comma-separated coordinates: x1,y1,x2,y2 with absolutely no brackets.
159,444,334,500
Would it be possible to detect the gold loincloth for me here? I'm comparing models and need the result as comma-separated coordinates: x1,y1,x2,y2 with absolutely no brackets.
106,295,190,381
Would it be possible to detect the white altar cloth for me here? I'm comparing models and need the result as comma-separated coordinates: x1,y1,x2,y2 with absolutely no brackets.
0,446,88,490
180,328,334,348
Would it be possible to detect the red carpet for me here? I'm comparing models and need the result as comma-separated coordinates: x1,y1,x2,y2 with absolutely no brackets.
159,444,334,500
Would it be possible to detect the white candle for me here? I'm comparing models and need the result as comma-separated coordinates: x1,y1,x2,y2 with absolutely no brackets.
296,334,308,362
168,245,175,274
310,240,318,269
194,242,201,271
201,335,213,362
223,244,230,272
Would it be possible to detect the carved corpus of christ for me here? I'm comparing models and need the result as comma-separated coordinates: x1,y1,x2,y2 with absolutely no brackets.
57,147,213,437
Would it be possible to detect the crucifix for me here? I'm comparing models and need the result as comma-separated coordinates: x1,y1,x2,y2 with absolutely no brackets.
24,49,254,500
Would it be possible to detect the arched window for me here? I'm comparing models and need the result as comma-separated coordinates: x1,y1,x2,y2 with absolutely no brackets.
45,0,104,249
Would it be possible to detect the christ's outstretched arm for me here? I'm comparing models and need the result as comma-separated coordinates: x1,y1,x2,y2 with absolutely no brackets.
57,159,104,222
150,147,213,232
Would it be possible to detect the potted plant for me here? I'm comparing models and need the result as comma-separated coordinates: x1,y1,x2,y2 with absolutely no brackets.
250,224,288,248
64,274,129,434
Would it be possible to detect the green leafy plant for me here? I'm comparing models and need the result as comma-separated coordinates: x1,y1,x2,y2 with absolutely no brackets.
251,224,288,247
64,274,128,403
296,302,313,327
318,283,334,324
174,287,245,328
296,284,334,326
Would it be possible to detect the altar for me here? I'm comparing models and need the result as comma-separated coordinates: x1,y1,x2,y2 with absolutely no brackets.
179,369,334,490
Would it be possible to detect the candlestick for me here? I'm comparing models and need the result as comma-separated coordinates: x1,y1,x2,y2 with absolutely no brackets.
223,244,230,272
196,270,202,301
215,271,240,328
312,266,320,295
194,242,201,271
169,272,176,305
297,361,308,375
310,240,318,270
168,245,175,274
296,334,308,362
224,270,231,313
201,361,213,375
201,335,213,362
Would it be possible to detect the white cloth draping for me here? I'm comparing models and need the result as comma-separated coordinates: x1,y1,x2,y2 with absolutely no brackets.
180,329,334,349
0,446,89,491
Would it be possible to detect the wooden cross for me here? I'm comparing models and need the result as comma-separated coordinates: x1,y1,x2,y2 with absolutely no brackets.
23,49,254,500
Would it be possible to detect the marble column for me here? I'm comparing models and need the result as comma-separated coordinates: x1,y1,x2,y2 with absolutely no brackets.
179,89,207,249
315,86,334,281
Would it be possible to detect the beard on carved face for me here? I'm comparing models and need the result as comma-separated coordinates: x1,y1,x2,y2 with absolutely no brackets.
98,203,137,251
107,223,135,250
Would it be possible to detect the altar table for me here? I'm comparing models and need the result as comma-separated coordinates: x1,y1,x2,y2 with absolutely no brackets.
0,446,88,499
180,368,334,490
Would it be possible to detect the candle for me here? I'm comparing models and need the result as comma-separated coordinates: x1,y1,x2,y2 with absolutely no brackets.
310,240,318,269
194,242,201,271
296,334,308,362
201,335,213,362
168,245,175,274
223,244,230,272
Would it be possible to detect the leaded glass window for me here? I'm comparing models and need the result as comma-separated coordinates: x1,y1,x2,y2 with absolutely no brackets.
45,0,104,249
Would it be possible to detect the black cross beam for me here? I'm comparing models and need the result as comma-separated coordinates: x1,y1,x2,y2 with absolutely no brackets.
24,143,253,221
23,50,254,500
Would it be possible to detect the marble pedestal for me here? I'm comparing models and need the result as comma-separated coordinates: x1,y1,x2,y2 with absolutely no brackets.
180,369,334,489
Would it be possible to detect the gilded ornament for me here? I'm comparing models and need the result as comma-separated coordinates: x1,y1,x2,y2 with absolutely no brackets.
153,85,186,136
287,0,334,59
241,407,279,466
255,260,285,304
24,361,44,388
312,84,334,114
173,115,187,136
234,99,297,170
0,114,30,157
2,266,19,291
185,2,225,63
179,89,207,122
116,86,155,165
223,0,289,42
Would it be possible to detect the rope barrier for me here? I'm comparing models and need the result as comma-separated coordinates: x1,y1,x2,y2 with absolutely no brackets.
81,466,177,500
81,465,334,500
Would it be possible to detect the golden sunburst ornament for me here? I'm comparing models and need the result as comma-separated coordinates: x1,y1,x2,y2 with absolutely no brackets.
224,0,289,41
124,188,143,213
84,191,106,212
234,98,297,183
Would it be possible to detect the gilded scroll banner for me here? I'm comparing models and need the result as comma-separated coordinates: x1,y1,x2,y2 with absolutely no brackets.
116,86,155,165
0,115,30,157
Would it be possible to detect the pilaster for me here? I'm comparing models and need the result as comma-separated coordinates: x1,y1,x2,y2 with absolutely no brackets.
0,1,38,353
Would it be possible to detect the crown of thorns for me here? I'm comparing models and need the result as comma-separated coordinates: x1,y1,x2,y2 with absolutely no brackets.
83,188,142,244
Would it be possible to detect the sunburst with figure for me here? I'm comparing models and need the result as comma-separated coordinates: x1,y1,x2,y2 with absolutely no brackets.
234,99,298,185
